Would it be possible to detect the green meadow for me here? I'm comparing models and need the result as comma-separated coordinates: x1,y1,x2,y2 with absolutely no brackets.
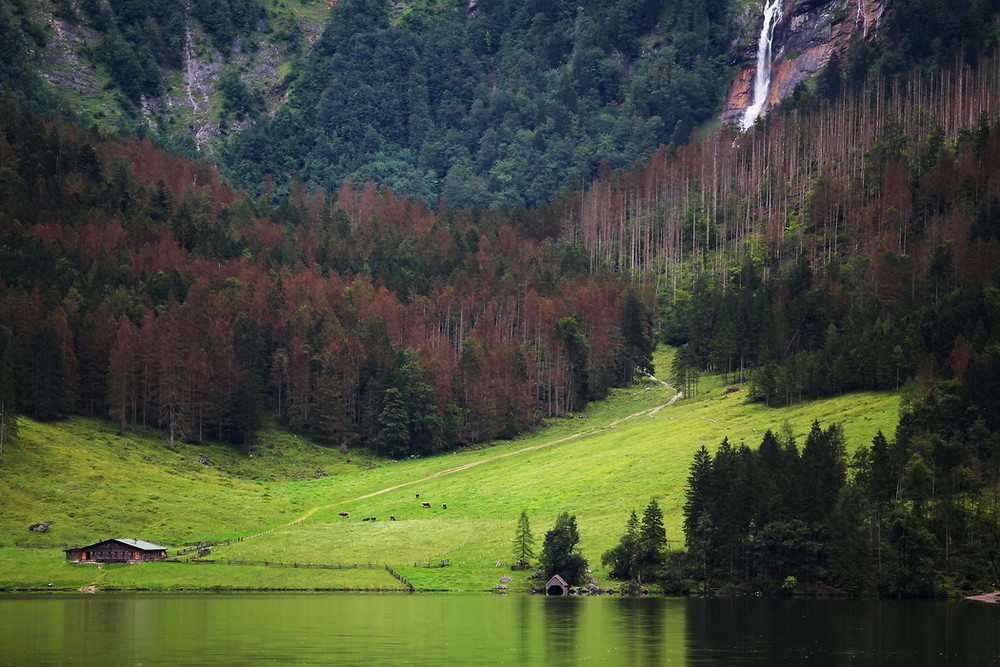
0,349,901,593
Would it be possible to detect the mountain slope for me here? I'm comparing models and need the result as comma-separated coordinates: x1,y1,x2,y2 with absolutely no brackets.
6,0,738,204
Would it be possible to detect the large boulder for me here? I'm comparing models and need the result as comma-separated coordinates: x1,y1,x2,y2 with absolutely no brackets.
29,522,50,533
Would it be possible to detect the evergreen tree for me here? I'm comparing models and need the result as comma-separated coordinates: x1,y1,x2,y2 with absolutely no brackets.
21,324,72,421
687,510,718,592
555,316,590,410
371,351,443,458
373,387,410,458
801,422,848,529
602,509,640,580
512,509,535,567
230,374,264,452
670,343,700,397
618,288,656,382
637,498,667,583
683,445,714,539
311,365,347,448
0,325,18,454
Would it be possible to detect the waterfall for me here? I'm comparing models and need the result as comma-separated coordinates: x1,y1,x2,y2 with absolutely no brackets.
740,0,783,130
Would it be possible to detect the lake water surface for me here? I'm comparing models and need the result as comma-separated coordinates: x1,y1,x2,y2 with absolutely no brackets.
1,594,997,665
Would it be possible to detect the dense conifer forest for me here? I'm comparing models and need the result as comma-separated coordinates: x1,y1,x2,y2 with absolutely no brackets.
223,0,731,206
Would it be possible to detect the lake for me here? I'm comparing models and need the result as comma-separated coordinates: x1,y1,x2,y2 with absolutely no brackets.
1,594,997,665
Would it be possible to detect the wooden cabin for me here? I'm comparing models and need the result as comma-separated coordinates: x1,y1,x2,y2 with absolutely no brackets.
544,574,569,596
65,538,168,563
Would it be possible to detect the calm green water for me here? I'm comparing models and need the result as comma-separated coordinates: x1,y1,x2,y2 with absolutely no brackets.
0,594,997,666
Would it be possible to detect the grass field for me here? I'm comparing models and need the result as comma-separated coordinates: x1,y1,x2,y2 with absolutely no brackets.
0,349,901,593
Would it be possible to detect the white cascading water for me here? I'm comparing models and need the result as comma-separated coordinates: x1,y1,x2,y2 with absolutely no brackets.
740,0,783,130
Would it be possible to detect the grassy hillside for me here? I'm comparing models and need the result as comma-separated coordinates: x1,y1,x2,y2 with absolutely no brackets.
0,349,900,592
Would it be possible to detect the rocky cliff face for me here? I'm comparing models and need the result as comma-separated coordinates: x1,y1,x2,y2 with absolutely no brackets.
722,0,892,126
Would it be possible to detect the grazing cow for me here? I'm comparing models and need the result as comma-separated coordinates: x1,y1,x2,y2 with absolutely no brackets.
421,502,431,508
338,512,350,518
415,493,420,498
370,516,377,522
390,515,396,521
362,517,371,522
442,503,448,509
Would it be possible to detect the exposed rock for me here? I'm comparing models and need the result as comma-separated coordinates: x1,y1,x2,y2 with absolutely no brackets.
29,522,50,533
724,67,756,124
722,0,893,125
41,19,103,98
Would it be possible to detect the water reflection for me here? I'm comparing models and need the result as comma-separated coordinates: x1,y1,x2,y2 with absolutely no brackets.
610,597,671,666
1,594,998,665
542,596,580,665
683,598,1000,666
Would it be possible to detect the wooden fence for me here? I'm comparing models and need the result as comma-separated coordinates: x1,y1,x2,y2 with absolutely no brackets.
170,559,379,569
165,558,419,592
384,564,416,593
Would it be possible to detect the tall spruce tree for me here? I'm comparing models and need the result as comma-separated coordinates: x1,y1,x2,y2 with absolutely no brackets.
683,445,714,538
21,324,71,421
512,509,535,567
0,325,18,454
602,509,640,581
637,498,667,584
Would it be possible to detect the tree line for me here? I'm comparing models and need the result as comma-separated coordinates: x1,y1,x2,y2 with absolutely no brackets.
0,100,655,456
678,397,1000,596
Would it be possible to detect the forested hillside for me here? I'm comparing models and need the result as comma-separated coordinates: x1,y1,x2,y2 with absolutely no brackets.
563,54,1000,403
224,0,732,207
0,102,655,456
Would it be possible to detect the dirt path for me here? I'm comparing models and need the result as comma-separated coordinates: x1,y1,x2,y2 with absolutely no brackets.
245,402,670,536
